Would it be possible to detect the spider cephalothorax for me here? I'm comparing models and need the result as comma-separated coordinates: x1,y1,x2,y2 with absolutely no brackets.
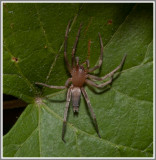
36,21,126,142
71,65,87,87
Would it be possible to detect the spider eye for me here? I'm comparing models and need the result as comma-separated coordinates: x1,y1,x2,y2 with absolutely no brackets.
79,66,84,71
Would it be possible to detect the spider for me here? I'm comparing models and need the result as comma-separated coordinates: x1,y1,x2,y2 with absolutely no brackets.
36,21,126,142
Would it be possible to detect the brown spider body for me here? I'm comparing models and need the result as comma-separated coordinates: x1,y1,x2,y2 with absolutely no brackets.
71,86,81,112
71,65,87,87
70,64,87,112
36,21,126,142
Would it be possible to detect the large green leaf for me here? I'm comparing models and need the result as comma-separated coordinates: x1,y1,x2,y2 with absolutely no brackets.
3,3,153,157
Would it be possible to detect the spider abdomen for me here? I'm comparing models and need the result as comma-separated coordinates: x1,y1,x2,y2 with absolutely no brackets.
71,87,81,112
71,66,86,87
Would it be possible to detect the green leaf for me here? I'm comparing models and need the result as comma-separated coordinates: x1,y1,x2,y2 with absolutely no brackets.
3,3,153,157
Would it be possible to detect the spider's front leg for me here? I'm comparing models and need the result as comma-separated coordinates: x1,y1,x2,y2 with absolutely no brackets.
72,23,82,66
35,78,72,89
62,87,72,142
64,21,72,72
88,33,103,73
81,87,101,138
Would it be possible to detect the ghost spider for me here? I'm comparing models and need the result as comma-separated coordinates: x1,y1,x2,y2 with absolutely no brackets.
36,21,126,142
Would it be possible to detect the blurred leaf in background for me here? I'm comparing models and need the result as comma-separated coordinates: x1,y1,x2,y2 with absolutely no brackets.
3,3,153,157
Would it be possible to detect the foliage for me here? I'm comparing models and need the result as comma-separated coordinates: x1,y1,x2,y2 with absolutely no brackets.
3,3,153,157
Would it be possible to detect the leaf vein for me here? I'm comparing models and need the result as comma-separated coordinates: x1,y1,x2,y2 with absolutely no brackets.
34,4,56,54
42,103,151,155
142,142,153,152
75,131,81,157
112,87,152,104
13,127,38,156
121,61,153,74
141,40,153,65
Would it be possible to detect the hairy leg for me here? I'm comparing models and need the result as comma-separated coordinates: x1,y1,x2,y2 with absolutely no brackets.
81,39,91,69
64,21,72,72
81,59,90,70
62,87,72,142
88,33,103,73
35,78,72,89
81,87,101,138
87,54,127,81
85,77,113,88
72,24,82,66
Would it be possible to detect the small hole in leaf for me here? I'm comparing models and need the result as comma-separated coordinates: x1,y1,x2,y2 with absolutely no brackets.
10,23,14,29
3,3,8,12
107,19,112,25
12,57,18,63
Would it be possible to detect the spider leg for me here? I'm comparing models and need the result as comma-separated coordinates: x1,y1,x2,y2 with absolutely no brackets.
87,54,127,81
88,33,103,73
81,39,91,69
81,59,90,71
86,60,90,68
62,87,72,142
64,21,72,72
85,77,113,88
35,78,72,89
72,23,82,66
81,87,101,138
65,78,72,87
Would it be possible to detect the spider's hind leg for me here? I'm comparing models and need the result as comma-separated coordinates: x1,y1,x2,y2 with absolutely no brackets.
62,87,72,143
88,33,103,73
81,87,101,138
